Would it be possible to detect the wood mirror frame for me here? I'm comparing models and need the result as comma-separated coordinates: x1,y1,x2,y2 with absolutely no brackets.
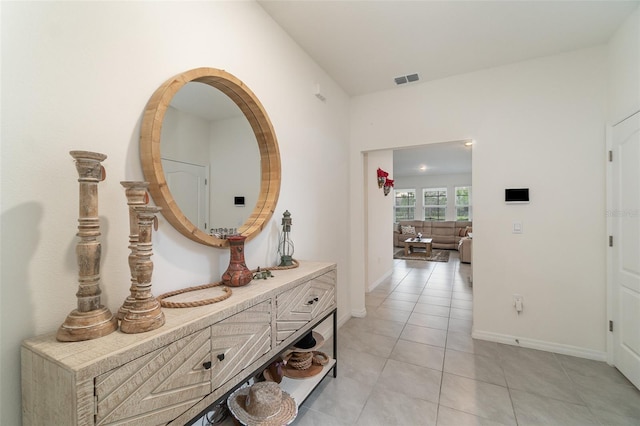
140,67,281,248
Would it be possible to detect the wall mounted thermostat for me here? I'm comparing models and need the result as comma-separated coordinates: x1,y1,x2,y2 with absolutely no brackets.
505,188,529,203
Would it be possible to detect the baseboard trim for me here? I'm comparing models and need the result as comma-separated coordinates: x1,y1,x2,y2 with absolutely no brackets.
367,268,392,293
472,329,607,362
314,311,352,340
350,308,367,318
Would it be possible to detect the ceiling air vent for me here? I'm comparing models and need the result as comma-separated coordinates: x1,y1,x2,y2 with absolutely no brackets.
394,76,408,85
394,73,420,86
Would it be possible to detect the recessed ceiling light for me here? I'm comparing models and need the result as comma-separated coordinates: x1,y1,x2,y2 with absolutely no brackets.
464,141,473,147
419,165,427,171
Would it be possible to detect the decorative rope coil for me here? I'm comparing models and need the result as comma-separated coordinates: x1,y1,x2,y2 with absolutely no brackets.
156,281,232,308
286,352,313,370
156,258,300,308
312,351,330,366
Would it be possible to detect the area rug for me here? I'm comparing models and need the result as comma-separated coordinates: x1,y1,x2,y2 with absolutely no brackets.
393,248,450,262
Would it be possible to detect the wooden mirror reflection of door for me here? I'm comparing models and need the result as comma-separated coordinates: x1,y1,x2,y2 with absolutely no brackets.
140,68,281,247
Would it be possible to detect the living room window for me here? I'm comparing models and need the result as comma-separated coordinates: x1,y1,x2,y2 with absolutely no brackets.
455,186,472,220
394,189,416,221
423,188,447,221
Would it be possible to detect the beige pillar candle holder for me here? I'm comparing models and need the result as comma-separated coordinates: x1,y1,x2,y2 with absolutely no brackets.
120,205,165,334
117,181,150,320
57,151,118,342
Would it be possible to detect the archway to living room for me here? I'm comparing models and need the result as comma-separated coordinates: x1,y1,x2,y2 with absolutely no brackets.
363,139,473,298
392,141,473,263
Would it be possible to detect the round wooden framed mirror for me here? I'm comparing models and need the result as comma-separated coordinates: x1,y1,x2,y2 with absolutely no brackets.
140,68,281,247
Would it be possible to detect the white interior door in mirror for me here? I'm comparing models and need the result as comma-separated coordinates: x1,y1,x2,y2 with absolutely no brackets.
162,159,209,231
612,111,640,389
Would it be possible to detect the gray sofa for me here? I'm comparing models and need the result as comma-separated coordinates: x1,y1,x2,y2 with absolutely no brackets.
394,220,472,250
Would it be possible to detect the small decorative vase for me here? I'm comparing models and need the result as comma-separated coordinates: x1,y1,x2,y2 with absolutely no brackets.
221,235,253,287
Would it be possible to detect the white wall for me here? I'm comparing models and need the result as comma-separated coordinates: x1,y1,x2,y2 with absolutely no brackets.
209,116,260,229
395,172,473,221
162,106,211,165
0,2,350,425
364,150,394,292
608,6,640,124
350,46,609,359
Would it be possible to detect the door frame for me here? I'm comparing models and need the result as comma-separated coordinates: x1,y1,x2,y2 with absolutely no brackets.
606,122,614,366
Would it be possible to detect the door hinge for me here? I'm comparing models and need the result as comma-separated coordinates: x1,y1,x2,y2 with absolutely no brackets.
205,178,208,185
608,150,613,162
609,236,613,247
609,320,614,332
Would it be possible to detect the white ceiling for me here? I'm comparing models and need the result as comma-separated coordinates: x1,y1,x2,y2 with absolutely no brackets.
259,0,638,97
258,0,638,176
393,140,473,177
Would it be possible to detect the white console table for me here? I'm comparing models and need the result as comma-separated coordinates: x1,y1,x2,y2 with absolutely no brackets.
22,261,337,425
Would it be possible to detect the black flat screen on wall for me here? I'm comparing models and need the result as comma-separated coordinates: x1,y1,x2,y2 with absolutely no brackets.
505,188,529,203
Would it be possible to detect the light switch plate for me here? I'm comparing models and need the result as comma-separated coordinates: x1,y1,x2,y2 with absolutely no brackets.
512,222,523,234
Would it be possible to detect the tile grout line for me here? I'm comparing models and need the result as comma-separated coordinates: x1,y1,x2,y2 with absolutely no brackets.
434,261,455,426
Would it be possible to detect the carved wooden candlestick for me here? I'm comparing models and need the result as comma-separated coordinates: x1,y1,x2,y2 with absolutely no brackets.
117,181,150,321
57,151,118,342
120,205,165,334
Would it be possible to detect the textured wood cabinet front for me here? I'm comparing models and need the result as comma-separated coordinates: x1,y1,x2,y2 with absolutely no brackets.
275,269,336,343
21,261,336,426
95,328,211,425
209,300,271,391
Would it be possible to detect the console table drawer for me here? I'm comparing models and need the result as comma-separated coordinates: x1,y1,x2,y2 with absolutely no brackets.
210,300,271,391
95,328,211,425
275,269,336,343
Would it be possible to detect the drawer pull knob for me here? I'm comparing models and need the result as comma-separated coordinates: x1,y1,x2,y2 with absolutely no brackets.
203,361,212,370
217,353,225,361
307,297,319,305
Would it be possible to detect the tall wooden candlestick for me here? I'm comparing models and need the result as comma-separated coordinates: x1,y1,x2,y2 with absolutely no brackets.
117,181,150,320
57,151,118,342
120,205,165,334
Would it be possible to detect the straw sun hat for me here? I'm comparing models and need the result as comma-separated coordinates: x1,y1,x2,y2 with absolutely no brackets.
227,381,297,426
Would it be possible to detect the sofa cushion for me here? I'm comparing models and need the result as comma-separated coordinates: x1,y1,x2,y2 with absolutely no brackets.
431,221,455,235
400,225,416,235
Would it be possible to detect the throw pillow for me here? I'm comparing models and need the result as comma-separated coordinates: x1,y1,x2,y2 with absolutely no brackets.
458,228,466,237
401,225,416,235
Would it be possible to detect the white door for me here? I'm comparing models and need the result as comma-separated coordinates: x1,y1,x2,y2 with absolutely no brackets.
162,158,209,231
611,111,640,389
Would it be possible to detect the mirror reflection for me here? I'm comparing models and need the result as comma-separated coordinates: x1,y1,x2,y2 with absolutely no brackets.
140,67,281,248
161,82,260,234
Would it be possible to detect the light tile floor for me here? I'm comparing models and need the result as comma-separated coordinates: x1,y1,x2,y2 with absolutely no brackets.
293,251,640,426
